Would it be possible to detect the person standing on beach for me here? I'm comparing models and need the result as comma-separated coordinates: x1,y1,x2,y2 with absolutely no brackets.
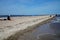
7,14,11,20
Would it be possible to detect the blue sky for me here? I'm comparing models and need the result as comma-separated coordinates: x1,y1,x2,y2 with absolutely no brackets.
0,0,60,15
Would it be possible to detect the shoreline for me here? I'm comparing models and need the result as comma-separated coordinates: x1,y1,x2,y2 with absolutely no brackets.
5,16,55,40
0,15,55,40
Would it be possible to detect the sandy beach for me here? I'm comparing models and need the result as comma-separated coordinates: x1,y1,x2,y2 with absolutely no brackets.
0,15,54,40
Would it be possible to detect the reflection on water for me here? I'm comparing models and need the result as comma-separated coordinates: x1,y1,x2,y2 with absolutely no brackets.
38,34,56,40
17,17,60,40
37,17,60,40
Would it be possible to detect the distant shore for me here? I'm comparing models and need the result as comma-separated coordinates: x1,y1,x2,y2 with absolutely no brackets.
0,14,56,17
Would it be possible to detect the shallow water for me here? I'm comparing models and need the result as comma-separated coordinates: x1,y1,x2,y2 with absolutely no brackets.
17,17,60,40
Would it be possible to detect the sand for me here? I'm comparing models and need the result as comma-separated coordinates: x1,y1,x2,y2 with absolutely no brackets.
0,15,54,40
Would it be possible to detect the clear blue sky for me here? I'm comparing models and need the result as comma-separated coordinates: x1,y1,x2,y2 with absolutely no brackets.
0,0,60,15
